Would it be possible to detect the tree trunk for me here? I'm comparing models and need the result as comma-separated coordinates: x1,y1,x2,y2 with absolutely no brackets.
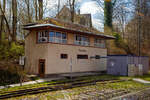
25,0,31,23
0,0,5,44
57,0,60,18
38,0,43,20
104,0,113,30
34,0,38,20
69,0,75,23
12,0,17,42
0,1,11,41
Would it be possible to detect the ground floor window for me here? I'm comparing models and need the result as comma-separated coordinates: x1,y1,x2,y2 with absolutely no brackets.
77,55,88,59
95,55,100,59
61,54,68,59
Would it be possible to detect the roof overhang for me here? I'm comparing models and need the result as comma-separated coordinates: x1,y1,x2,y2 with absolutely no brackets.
24,24,115,39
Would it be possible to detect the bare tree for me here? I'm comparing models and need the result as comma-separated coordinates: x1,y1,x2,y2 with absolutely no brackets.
25,0,31,23
12,0,17,42
68,0,76,22
0,0,6,43
0,0,11,41
34,0,38,21
38,0,43,20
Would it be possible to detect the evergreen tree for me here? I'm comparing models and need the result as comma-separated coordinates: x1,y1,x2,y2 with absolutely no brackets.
104,0,113,29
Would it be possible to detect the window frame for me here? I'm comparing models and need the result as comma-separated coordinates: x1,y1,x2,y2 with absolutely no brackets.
37,30,67,44
60,54,68,59
74,34,90,46
77,54,88,59
37,31,48,43
94,38,106,48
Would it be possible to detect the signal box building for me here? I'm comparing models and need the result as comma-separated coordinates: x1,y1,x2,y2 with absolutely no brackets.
24,18,115,77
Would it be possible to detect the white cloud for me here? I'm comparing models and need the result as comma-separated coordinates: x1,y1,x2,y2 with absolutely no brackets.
80,1,104,31
92,18,104,32
80,1,101,15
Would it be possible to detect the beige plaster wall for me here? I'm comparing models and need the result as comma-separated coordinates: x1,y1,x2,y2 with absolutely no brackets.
25,31,107,75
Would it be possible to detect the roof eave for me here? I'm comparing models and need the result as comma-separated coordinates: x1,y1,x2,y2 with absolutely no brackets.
23,25,115,39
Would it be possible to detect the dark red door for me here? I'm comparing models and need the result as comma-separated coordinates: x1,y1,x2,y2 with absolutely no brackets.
39,59,45,77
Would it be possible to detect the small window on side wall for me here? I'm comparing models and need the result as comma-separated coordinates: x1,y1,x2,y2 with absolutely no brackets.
77,55,88,59
61,54,68,59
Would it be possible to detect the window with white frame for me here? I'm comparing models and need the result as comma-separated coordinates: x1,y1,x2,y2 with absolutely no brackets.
38,31,48,43
38,31,67,44
94,38,106,48
74,35,90,46
49,31,67,44
49,31,55,42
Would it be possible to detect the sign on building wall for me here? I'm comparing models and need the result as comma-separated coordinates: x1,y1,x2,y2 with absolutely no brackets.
19,56,25,66
78,49,87,52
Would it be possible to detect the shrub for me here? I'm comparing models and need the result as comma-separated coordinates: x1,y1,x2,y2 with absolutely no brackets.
0,69,20,86
0,41,24,60
0,66,28,86
9,42,24,59
113,32,133,54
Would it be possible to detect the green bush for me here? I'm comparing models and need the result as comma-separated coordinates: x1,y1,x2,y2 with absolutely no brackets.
113,32,133,54
0,69,20,86
9,42,24,59
0,41,24,60
0,41,26,86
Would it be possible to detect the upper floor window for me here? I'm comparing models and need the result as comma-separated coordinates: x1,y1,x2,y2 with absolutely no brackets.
74,35,90,46
94,38,106,48
49,31,67,44
38,31,67,44
38,31,48,43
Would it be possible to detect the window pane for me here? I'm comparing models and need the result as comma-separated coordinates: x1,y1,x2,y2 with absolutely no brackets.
77,55,88,59
76,35,81,41
61,54,68,59
62,33,66,39
38,32,41,42
49,32,55,42
75,35,89,46
55,38,60,43
38,31,48,43
49,37,54,42
56,32,61,38
94,38,105,48
62,40,67,44
82,37,86,41
49,31,55,37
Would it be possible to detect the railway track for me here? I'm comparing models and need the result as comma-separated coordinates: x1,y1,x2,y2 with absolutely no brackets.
77,89,131,100
0,79,124,99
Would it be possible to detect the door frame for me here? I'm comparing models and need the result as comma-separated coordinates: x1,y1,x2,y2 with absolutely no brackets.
38,59,45,77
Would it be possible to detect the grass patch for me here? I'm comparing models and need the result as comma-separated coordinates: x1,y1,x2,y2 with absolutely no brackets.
134,73,150,81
